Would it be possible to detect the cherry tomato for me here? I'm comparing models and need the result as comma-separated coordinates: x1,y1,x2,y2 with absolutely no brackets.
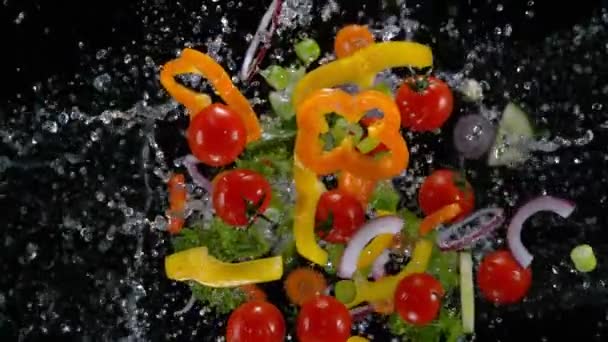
315,189,366,243
187,103,247,167
418,169,474,222
395,76,454,131
477,250,532,304
297,295,352,342
394,273,444,326
213,169,272,226
226,301,285,342
334,24,375,58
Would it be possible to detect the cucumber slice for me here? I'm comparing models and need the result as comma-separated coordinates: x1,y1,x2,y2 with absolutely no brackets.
459,251,475,334
487,102,535,167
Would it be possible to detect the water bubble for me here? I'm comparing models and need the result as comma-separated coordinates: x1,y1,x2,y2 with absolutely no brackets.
42,120,58,133
14,11,25,24
93,73,112,92
496,4,504,11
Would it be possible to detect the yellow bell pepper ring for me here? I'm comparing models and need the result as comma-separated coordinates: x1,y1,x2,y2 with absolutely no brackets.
160,48,262,143
344,239,433,308
293,157,329,266
357,233,394,270
165,247,283,287
293,41,433,106
347,337,370,342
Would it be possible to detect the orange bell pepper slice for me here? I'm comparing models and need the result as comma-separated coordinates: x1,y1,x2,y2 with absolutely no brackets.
419,203,462,236
295,89,408,181
160,48,261,142
338,171,377,208
167,173,187,234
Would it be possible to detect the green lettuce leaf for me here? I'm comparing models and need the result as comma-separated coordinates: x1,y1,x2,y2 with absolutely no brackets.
387,308,464,342
189,283,246,315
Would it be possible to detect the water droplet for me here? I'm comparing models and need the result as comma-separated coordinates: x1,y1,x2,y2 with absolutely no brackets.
496,3,504,11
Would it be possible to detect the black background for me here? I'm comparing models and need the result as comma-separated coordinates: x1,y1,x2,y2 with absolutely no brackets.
2,0,608,341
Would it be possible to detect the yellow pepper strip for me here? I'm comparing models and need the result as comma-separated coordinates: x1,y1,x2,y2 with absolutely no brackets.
165,247,283,287
344,239,433,308
160,48,261,142
419,203,462,236
357,233,394,270
293,41,433,106
347,337,370,342
293,157,328,266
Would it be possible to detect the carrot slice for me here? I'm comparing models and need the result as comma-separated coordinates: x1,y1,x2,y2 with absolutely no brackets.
419,203,462,236
284,268,327,306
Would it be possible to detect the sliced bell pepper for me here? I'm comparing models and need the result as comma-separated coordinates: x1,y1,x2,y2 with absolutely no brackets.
343,239,433,308
160,48,261,142
167,173,187,234
347,337,370,342
165,247,283,287
419,203,462,236
295,89,408,181
293,157,328,266
293,41,433,106
338,171,377,208
357,233,394,270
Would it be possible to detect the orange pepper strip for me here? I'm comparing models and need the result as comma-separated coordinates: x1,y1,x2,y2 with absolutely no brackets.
295,89,408,180
167,173,187,234
419,203,462,236
338,171,377,208
160,48,261,142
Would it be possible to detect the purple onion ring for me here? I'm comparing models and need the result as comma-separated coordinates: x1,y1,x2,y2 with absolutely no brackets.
507,196,575,268
437,208,505,251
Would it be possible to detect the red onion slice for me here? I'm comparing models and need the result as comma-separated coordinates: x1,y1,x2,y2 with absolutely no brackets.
437,208,505,251
371,250,390,280
183,155,213,194
174,294,196,316
239,0,283,82
349,305,373,321
338,216,403,279
507,196,575,268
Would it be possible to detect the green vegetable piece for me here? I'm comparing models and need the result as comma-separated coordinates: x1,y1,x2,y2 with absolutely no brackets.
199,218,270,262
171,228,203,252
190,283,246,314
324,243,345,275
388,309,464,342
400,208,422,239
427,247,459,291
349,123,364,144
294,38,321,65
373,82,393,97
286,66,306,86
570,244,597,272
330,117,349,142
261,65,290,90
269,91,296,120
356,136,381,154
459,251,475,334
335,280,357,304
488,102,535,167
370,180,400,212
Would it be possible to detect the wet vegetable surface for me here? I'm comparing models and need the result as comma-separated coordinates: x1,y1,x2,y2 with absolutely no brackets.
2,0,608,340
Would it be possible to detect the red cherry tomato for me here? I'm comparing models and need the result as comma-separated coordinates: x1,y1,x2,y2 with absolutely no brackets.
394,273,444,326
477,250,532,304
395,76,454,131
297,295,352,342
187,103,247,167
226,301,285,342
418,169,475,222
315,189,366,243
213,169,272,226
